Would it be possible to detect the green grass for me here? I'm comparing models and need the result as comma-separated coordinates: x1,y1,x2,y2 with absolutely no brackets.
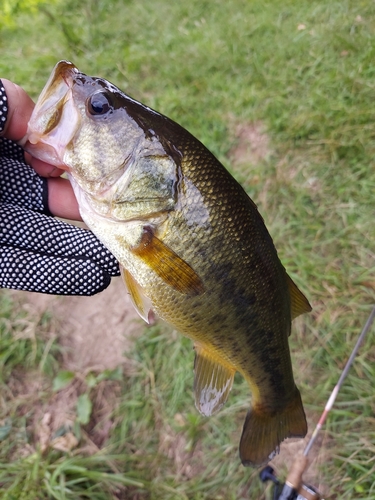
1,0,375,498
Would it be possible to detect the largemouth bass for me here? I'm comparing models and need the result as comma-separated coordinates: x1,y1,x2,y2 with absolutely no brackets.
21,61,312,466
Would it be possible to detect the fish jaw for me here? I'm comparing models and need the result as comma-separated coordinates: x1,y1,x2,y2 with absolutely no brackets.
20,61,81,171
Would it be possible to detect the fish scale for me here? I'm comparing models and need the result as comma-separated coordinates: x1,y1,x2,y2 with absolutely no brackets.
21,60,312,467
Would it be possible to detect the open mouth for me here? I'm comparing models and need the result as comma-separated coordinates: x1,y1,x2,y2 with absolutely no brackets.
19,61,81,171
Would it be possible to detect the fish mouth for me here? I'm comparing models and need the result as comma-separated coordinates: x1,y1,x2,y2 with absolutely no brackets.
20,61,81,171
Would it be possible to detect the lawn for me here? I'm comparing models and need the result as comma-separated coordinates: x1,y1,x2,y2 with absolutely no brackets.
1,0,375,498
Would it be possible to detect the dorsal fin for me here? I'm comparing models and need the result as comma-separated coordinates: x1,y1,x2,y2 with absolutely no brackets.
194,343,236,416
286,274,312,321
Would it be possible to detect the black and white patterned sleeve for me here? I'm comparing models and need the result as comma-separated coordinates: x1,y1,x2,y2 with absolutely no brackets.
0,80,8,132
0,79,120,295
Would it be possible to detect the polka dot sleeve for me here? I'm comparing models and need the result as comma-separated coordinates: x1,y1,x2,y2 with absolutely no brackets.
0,137,50,214
0,80,8,131
1,204,120,295
0,79,120,295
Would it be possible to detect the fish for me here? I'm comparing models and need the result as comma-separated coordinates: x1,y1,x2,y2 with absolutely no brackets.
21,60,312,466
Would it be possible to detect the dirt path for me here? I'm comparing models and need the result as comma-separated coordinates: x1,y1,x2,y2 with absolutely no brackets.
10,276,143,372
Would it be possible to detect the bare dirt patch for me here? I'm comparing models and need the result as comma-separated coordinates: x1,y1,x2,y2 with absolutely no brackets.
229,121,271,167
10,276,143,372
6,278,144,453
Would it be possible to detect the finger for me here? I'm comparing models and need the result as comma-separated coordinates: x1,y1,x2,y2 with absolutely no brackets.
1,81,66,179
27,154,66,178
0,79,35,141
47,176,82,221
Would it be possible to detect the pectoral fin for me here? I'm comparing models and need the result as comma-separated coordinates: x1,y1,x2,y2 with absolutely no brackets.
286,274,312,321
130,226,205,296
194,343,236,416
120,265,153,323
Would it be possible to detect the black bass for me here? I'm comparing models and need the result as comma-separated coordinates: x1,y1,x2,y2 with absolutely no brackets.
21,61,311,466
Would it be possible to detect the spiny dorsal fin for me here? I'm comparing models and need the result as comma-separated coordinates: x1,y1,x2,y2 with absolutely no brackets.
120,265,153,324
286,274,312,321
194,343,236,417
129,226,205,296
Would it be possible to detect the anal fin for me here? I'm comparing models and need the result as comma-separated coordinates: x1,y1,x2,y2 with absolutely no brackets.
194,343,236,417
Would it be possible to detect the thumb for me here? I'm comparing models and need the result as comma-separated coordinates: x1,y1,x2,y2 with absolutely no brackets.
0,79,35,141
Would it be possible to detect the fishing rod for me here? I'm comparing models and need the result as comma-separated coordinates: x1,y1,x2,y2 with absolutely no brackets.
260,304,375,500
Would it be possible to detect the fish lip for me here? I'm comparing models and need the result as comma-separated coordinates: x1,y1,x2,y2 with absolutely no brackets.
25,60,78,120
19,61,81,170
22,141,71,171
55,60,79,82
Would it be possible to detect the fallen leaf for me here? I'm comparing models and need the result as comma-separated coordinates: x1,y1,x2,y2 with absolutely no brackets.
38,413,52,453
51,432,79,452
357,280,375,290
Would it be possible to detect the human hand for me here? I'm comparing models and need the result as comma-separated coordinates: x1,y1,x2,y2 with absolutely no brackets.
1,78,80,220
0,79,120,295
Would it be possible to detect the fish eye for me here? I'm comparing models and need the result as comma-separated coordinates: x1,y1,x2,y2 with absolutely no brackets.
87,92,113,116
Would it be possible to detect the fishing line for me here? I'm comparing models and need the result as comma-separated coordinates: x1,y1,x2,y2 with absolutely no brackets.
260,304,375,499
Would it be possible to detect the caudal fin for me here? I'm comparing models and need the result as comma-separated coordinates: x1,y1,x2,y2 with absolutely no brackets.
239,387,307,467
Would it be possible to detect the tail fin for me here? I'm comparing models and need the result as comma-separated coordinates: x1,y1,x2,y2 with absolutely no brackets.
239,387,307,467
